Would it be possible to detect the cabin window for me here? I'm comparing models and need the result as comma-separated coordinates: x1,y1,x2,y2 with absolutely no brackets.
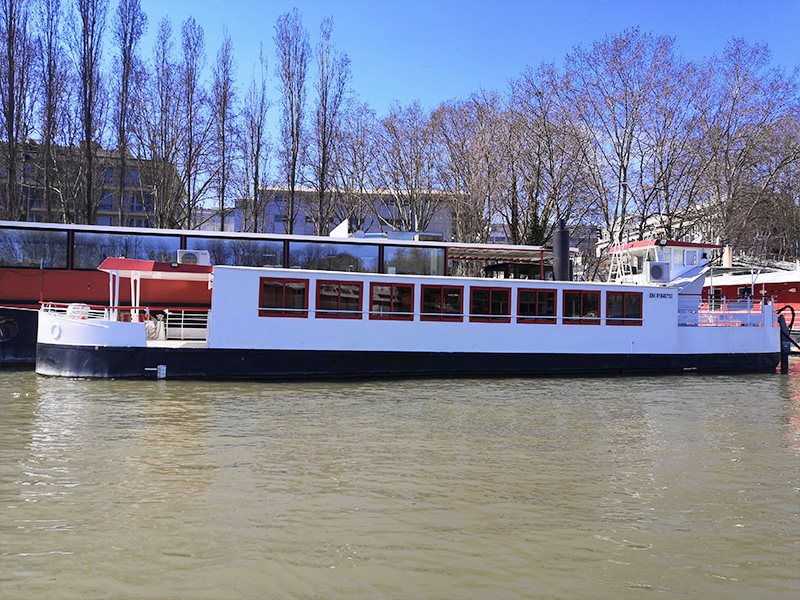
384,246,445,276
563,290,600,324
0,227,68,268
370,283,414,320
316,280,363,319
518,289,556,323
288,241,379,273
606,292,642,325
259,277,308,317
187,236,284,267
73,231,180,269
470,287,510,322
421,285,463,321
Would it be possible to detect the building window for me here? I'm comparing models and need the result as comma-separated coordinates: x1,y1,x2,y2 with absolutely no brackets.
470,287,510,322
124,169,140,186
259,278,308,317
370,283,413,320
563,290,600,324
607,292,642,325
99,192,114,211
127,195,150,213
518,289,556,323
316,280,362,319
421,285,463,321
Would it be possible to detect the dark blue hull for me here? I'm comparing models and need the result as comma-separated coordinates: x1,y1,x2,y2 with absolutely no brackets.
36,343,781,379
0,307,37,365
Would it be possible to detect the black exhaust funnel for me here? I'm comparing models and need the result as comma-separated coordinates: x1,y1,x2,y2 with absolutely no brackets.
553,219,570,281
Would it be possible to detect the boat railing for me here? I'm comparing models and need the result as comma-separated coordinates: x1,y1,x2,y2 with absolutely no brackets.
162,308,209,340
42,302,122,321
677,295,772,327
41,302,210,340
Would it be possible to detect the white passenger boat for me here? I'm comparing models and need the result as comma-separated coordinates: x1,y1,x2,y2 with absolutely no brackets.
35,232,781,379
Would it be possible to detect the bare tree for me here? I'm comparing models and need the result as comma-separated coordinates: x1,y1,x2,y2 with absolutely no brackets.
179,16,211,229
132,17,183,228
376,101,440,232
274,7,309,233
495,103,526,245
112,0,145,227
210,28,236,231
71,0,108,224
1,0,34,220
331,100,379,231
306,16,350,235
511,63,593,245
630,53,709,240
698,39,800,255
239,44,269,232
560,28,674,244
432,92,502,243
34,0,68,221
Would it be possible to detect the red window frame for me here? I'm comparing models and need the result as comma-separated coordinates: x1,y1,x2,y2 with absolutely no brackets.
369,282,414,320
315,280,363,319
420,284,463,321
563,290,600,325
606,291,643,326
469,286,511,323
258,277,308,318
517,288,557,324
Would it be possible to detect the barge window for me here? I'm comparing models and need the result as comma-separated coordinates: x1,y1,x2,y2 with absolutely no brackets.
259,278,308,317
370,283,413,320
187,236,284,267
470,287,510,322
421,285,463,321
384,246,445,276
288,241,378,273
0,227,68,268
518,289,556,323
73,231,180,269
563,290,600,324
607,292,642,325
316,281,363,319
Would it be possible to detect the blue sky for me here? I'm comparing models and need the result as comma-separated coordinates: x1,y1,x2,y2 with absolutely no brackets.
138,0,800,116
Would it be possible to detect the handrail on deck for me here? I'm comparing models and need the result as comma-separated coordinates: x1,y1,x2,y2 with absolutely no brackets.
41,301,210,340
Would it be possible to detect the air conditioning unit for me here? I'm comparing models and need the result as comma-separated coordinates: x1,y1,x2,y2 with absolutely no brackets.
177,249,211,266
647,261,671,283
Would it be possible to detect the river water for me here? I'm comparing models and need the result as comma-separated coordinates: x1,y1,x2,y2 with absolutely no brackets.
1,364,798,600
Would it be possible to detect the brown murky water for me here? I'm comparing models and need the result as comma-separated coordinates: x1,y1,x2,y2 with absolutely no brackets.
2,364,799,599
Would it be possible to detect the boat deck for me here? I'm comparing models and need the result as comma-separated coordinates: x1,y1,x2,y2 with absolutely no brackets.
146,340,207,349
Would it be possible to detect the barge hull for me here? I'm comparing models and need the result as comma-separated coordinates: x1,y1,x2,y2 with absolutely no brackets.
36,343,781,379
0,307,38,365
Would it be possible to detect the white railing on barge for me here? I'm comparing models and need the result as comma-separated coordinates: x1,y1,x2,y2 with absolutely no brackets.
41,302,210,341
163,309,209,340
678,296,773,327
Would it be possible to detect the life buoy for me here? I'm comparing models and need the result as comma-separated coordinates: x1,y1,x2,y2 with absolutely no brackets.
50,323,61,340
